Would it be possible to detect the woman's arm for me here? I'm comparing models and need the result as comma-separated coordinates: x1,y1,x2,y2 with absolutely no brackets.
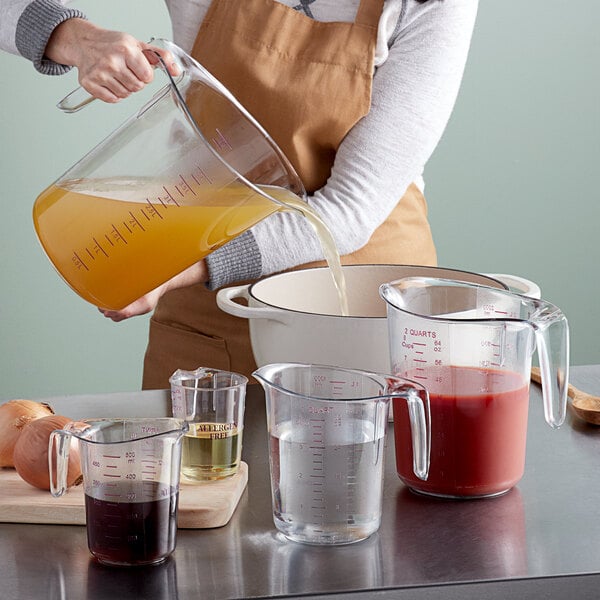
205,0,479,289
0,0,177,99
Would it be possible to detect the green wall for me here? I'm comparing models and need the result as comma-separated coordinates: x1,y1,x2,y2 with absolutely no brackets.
1,1,598,400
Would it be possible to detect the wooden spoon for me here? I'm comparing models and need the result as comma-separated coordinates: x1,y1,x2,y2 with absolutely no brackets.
531,366,600,425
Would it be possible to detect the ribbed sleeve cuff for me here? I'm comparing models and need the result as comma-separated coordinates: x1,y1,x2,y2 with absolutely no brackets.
16,0,86,75
205,230,263,290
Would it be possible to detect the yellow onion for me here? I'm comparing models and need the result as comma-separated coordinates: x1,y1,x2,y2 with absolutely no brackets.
13,415,82,491
0,399,55,467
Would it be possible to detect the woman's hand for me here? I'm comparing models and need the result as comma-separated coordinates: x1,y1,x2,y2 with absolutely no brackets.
99,261,208,322
45,18,179,103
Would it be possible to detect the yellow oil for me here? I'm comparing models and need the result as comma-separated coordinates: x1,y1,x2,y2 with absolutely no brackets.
33,177,348,313
181,423,241,481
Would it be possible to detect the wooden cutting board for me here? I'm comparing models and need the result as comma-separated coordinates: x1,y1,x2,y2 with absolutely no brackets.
0,461,247,529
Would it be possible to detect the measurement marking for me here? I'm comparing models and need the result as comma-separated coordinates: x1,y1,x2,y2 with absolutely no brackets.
72,252,89,271
110,224,127,244
414,358,426,362
86,248,95,260
128,211,145,231
123,221,132,233
180,174,196,195
105,465,118,469
310,474,325,478
494,310,508,315
103,455,120,459
213,128,233,151
163,186,180,207
104,234,114,246
413,375,428,380
192,167,213,186
92,237,108,257
145,198,164,219
102,473,122,478
413,342,427,347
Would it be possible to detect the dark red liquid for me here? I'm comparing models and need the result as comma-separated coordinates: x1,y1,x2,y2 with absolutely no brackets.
84,482,178,566
394,366,529,497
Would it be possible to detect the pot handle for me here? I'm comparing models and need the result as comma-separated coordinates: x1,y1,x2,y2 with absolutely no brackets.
216,285,289,323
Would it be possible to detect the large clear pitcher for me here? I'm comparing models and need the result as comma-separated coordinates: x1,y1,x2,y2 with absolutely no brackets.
380,277,569,499
33,38,306,310
253,363,430,545
50,418,188,566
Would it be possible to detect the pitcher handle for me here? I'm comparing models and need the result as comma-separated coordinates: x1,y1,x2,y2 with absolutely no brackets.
49,429,72,497
388,377,431,480
56,38,185,113
532,303,570,428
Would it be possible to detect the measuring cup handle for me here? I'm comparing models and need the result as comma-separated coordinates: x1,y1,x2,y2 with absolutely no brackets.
48,429,72,497
56,38,185,113
533,307,570,428
388,377,431,481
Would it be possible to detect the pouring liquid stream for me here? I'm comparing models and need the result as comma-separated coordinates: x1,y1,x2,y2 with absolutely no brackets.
34,178,349,314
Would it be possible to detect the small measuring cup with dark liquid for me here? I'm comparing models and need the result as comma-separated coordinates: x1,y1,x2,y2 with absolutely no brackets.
50,418,188,566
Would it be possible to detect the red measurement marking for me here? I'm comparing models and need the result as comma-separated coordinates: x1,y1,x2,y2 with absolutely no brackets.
102,473,122,478
72,252,89,271
103,455,121,459
162,186,180,207
413,342,427,347
110,225,127,244
213,128,232,151
193,166,213,185
128,211,145,231
180,174,196,195
92,238,108,257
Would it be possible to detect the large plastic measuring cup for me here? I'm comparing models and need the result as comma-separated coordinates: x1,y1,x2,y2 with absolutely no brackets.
380,277,569,498
50,418,188,566
253,363,430,545
33,38,306,310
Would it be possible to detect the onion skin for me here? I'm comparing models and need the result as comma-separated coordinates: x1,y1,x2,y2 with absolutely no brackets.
0,400,54,467
13,415,82,491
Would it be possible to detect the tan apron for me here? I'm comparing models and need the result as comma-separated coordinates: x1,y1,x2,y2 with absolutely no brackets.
142,0,437,389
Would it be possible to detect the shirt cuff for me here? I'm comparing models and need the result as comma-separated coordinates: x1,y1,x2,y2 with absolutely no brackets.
205,230,263,290
16,0,87,75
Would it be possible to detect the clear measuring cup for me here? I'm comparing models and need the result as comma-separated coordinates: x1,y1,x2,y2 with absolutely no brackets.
33,38,306,310
380,277,569,498
253,363,430,545
169,367,247,481
50,418,188,566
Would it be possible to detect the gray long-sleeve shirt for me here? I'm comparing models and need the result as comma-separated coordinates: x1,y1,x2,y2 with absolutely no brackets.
1,0,479,290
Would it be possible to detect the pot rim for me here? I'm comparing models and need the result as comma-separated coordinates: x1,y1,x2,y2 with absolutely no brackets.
246,264,507,319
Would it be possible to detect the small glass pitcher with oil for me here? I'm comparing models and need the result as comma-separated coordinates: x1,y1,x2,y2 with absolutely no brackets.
169,367,247,482
33,38,307,310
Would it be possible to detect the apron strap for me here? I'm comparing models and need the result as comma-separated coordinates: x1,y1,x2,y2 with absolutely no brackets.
355,0,385,29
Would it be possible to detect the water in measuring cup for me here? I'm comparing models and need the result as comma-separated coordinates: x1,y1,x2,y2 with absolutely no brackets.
34,177,348,314
269,418,385,545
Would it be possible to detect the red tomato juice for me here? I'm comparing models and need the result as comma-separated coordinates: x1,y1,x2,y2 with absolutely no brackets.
394,366,530,497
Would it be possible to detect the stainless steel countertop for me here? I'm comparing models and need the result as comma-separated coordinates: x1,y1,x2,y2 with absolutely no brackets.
2,365,600,600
